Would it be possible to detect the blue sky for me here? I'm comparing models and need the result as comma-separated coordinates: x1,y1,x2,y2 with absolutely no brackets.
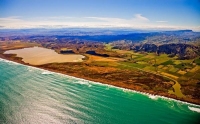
0,0,200,30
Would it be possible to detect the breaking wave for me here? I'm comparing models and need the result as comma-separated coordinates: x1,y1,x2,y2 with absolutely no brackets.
0,58,200,124
41,71,55,75
1,58,200,108
188,106,200,113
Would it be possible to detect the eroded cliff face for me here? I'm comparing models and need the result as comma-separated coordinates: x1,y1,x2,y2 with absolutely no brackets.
133,43,200,59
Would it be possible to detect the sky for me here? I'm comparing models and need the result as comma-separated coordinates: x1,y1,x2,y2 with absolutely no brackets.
0,0,200,30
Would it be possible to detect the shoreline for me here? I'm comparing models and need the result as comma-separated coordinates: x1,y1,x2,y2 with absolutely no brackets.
0,57,200,107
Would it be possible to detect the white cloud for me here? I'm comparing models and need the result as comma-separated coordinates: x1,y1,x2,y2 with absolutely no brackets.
134,14,149,21
0,16,198,31
156,21,168,23
0,17,23,23
85,17,125,22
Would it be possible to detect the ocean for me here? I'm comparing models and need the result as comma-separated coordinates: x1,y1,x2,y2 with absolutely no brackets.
0,58,199,124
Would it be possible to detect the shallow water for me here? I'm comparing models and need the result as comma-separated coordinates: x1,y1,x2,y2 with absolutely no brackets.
4,47,84,65
0,59,199,124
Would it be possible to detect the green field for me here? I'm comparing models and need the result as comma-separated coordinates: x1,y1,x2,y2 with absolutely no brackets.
104,44,200,97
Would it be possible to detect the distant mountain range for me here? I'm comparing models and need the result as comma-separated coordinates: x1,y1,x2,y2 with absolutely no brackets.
0,29,200,59
0,29,199,43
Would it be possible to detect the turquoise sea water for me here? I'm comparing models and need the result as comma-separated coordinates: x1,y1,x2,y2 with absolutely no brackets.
0,59,200,124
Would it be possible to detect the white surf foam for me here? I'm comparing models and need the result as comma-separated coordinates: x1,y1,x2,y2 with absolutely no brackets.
0,58,20,65
188,106,200,113
42,71,55,75
149,95,158,100
74,80,89,85
1,58,200,107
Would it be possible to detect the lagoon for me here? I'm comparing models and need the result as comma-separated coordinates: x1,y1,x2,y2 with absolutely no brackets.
4,47,84,65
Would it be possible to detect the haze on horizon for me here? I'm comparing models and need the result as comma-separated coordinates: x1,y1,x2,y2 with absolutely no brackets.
0,0,200,31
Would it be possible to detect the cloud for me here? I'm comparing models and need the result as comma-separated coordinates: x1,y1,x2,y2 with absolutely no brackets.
134,14,149,21
193,26,200,31
0,16,23,22
0,16,198,31
0,15,150,29
85,17,125,22
156,21,168,23
0,17,30,28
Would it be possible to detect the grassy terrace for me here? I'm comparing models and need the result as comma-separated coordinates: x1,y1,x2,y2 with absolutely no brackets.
103,44,200,97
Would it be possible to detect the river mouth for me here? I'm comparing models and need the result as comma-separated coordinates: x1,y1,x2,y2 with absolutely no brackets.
168,81,185,98
4,46,85,65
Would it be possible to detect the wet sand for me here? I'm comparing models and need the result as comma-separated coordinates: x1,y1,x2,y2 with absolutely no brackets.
4,47,85,65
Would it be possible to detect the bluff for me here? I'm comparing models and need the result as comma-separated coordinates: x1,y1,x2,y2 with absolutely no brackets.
133,43,200,59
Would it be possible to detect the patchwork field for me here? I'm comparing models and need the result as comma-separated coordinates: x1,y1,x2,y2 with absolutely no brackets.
103,44,200,98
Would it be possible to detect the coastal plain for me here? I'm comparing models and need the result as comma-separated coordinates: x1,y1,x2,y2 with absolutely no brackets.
0,37,200,105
